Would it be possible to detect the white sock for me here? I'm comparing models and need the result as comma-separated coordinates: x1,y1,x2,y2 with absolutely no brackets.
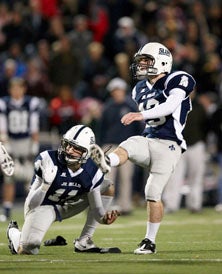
108,152,120,166
79,195,113,240
8,227,21,253
145,222,160,243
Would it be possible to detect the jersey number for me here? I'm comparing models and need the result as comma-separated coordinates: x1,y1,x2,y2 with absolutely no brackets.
48,188,78,202
8,110,28,133
139,98,166,126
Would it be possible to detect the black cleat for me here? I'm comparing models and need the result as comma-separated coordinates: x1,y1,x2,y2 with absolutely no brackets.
74,237,121,253
7,220,19,254
134,238,156,254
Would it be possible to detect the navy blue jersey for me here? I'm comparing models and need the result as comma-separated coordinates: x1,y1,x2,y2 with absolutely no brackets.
33,150,104,206
0,95,40,139
132,71,196,150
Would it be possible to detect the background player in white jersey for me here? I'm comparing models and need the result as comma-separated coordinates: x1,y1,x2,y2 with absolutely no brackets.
91,42,196,254
0,77,40,221
7,125,120,255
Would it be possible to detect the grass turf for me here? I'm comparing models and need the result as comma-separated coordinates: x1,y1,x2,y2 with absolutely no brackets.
0,205,222,274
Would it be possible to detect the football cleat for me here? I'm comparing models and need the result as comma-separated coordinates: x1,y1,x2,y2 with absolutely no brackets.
74,237,97,252
134,238,156,255
74,237,121,253
0,143,15,176
90,144,111,174
7,220,19,254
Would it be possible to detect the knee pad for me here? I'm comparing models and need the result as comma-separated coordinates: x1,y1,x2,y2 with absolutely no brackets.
145,181,161,202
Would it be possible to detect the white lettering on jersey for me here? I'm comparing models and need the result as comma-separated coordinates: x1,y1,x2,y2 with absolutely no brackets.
179,76,189,87
61,172,67,177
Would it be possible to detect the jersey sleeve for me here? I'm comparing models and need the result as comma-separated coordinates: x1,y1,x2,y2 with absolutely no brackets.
81,159,104,191
34,154,43,178
132,80,147,103
164,71,196,97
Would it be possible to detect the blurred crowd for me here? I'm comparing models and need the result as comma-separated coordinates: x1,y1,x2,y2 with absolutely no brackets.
0,0,222,214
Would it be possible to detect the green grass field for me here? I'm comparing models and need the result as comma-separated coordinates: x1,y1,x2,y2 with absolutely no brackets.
0,205,222,274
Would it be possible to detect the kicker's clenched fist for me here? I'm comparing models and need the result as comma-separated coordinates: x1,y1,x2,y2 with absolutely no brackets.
121,112,143,125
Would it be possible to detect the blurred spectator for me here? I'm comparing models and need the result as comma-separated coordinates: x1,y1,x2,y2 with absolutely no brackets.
98,77,143,214
197,52,221,94
22,0,49,48
68,14,93,67
178,42,200,78
0,41,27,77
206,2,222,40
198,92,218,117
138,1,160,42
209,102,222,212
40,0,60,18
190,1,210,39
25,57,52,100
0,2,11,50
103,0,136,34
185,19,202,47
79,97,103,139
112,16,148,60
48,85,82,135
163,91,208,213
1,6,28,50
87,0,109,43
49,34,81,92
45,15,66,45
112,52,132,86
156,4,187,42
0,58,17,96
78,41,113,101
59,0,79,30
35,39,51,75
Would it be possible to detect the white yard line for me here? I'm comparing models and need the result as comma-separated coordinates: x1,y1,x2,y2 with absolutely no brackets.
0,258,222,263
